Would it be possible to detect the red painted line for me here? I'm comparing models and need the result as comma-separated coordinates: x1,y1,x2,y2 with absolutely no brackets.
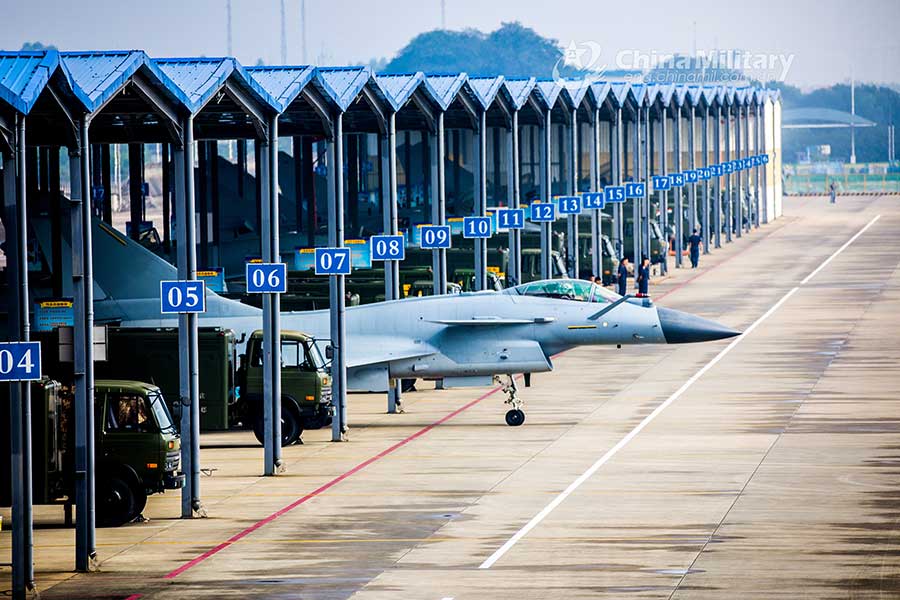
163,385,504,579
124,595,142,600
154,223,784,583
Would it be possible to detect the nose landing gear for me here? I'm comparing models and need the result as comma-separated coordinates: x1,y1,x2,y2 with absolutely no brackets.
497,374,525,426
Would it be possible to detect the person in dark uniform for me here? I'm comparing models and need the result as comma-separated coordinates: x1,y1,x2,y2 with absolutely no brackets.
636,256,650,296
688,228,702,268
616,257,630,296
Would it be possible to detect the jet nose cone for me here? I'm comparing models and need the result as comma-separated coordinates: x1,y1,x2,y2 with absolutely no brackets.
657,306,741,344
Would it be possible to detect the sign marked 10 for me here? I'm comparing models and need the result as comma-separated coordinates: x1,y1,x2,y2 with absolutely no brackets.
463,216,492,238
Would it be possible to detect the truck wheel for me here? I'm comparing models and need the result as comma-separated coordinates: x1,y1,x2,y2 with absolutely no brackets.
97,476,146,527
253,405,304,447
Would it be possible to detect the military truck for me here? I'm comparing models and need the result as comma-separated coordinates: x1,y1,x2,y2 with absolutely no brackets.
38,326,331,446
0,378,183,527
237,329,332,446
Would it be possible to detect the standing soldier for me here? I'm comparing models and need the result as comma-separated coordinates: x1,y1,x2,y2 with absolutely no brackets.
829,181,837,204
617,257,630,296
688,228,702,269
636,256,651,296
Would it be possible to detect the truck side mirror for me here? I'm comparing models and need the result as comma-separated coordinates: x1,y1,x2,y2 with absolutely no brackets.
325,345,333,360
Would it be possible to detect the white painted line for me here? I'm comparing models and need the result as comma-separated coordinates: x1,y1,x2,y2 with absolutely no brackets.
478,214,882,570
801,214,881,285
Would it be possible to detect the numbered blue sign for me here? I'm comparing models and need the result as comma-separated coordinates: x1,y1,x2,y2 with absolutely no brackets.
671,173,685,187
463,216,492,238
625,182,646,198
732,159,742,171
530,202,556,221
557,195,581,215
605,186,626,202
160,280,207,314
684,170,699,183
711,164,723,176
698,167,711,180
0,341,41,382
246,263,287,294
762,154,769,164
370,235,405,261
420,225,452,249
723,161,735,174
582,192,605,210
314,248,352,275
652,176,671,191
497,208,525,229
742,158,752,169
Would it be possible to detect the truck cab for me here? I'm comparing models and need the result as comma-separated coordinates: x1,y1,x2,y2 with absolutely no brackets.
238,330,332,446
2,378,182,528
95,380,183,526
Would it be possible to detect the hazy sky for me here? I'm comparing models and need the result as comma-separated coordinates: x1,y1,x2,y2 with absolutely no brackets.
3,0,898,89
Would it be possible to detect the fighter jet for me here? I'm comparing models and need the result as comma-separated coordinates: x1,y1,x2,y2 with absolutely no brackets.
39,219,740,426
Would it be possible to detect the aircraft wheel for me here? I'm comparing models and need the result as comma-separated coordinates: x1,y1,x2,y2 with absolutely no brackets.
505,409,525,427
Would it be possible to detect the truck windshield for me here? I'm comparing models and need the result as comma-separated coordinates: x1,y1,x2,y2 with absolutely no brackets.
307,340,325,370
148,390,177,435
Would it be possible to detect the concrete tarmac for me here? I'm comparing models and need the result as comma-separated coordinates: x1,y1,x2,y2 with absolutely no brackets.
2,194,899,599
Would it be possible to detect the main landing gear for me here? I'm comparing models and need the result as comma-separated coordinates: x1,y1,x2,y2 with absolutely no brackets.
497,374,525,426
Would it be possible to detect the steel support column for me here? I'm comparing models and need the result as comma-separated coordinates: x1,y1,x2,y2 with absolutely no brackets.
567,107,579,278
713,106,722,248
701,106,710,253
632,109,641,263
540,108,552,279
611,108,623,259
5,115,35,594
724,109,732,243
430,112,447,294
743,105,752,231
687,106,697,237
735,106,743,238
590,106,601,279
177,117,202,516
658,111,668,274
509,110,522,286
759,103,769,224
383,115,401,412
673,110,683,267
262,116,283,474
642,105,651,263
329,114,347,441
473,112,488,290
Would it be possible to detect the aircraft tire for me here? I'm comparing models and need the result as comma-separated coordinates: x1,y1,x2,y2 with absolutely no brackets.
505,409,525,427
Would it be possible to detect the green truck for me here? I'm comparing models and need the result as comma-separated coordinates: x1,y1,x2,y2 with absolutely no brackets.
37,326,331,446
1,378,183,527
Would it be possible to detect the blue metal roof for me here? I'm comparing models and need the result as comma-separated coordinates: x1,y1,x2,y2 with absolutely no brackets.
373,72,424,112
61,50,188,112
314,66,372,112
422,73,468,111
0,50,60,114
630,83,649,106
503,77,536,110
654,83,676,106
534,79,563,110
609,82,631,108
246,65,316,113
563,79,593,108
466,75,504,110
589,81,613,108
673,85,690,106
155,57,277,114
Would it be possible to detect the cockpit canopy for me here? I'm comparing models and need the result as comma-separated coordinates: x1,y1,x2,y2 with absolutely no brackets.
506,279,621,304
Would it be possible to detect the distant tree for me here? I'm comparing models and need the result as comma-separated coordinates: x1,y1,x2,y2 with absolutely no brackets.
20,41,57,51
384,22,580,79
